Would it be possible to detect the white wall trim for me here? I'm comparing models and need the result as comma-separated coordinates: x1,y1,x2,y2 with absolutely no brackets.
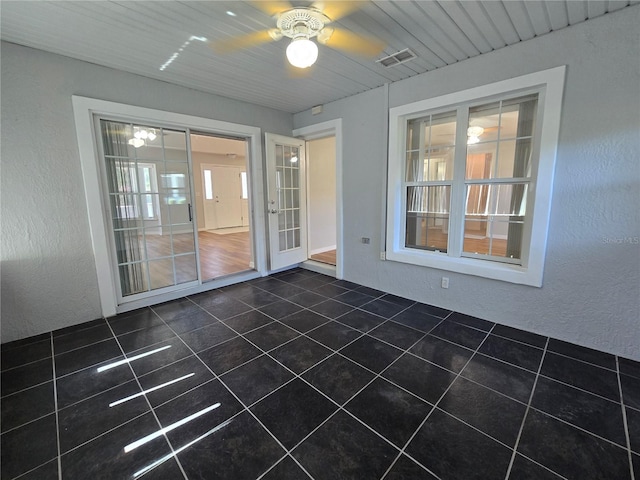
72,95,265,317
293,119,344,279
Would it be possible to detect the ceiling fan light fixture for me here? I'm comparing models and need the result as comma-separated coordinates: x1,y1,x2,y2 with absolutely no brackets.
286,37,318,68
467,126,485,137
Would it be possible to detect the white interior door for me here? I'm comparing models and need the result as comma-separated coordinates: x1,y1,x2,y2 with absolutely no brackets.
266,133,307,270
212,166,243,228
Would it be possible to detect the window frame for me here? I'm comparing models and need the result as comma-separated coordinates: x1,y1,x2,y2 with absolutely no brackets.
386,66,565,287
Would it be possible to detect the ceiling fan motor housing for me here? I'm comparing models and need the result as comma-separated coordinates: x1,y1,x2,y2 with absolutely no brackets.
276,8,331,39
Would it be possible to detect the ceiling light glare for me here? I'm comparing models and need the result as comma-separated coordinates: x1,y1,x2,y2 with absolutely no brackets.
226,11,236,17
467,126,484,137
128,138,145,148
467,136,480,145
146,129,157,141
286,37,318,68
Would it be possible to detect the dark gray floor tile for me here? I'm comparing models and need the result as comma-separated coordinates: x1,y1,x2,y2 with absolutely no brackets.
306,321,362,350
446,312,495,331
334,290,375,307
197,336,262,375
179,321,236,352
153,297,202,321
479,334,544,372
289,291,327,308
382,353,456,404
60,413,174,480
52,319,106,338
439,376,527,447
1,413,57,479
54,338,123,377
154,378,243,440
138,355,214,407
384,454,438,479
258,300,303,320
262,282,306,299
293,410,397,480
58,379,149,453
251,379,338,449
238,288,281,308
270,336,333,374
354,286,386,298
429,320,488,350
628,407,640,454
313,283,350,298
621,373,640,410
369,321,425,350
360,299,406,319
406,409,512,480
462,354,536,403
508,454,565,480
53,324,114,355
262,456,312,480
310,299,354,319
331,279,361,290
531,376,626,446
633,453,639,479
280,309,330,333
126,336,193,376
17,458,59,480
518,409,631,480
548,338,617,370
222,310,274,333
1,337,51,372
1,357,52,396
0,332,50,351
117,324,177,353
340,335,403,373
56,357,135,409
198,294,253,320
0,381,54,432
302,354,375,405
337,309,386,332
107,308,163,336
165,308,218,334
540,352,620,401
409,335,473,373
379,294,415,308
294,276,336,292
220,355,294,405
345,378,431,448
406,303,451,319
391,310,442,333
620,357,640,379
492,324,547,348
244,321,300,351
223,282,263,298
175,410,285,480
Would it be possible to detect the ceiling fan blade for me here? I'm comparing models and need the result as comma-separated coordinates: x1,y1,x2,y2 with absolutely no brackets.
320,27,385,57
251,1,293,17
311,1,366,21
211,30,279,54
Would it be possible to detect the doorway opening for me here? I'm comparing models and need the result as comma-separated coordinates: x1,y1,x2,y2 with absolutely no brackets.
307,136,337,266
191,133,253,280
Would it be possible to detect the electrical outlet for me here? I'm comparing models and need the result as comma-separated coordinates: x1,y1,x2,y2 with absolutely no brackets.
441,277,449,289
380,252,386,261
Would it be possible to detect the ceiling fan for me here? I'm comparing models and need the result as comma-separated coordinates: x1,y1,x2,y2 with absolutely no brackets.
213,1,386,69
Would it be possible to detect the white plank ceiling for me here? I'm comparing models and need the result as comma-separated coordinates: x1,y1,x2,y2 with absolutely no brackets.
1,1,636,114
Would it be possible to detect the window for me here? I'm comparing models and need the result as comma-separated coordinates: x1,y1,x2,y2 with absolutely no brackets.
386,67,565,286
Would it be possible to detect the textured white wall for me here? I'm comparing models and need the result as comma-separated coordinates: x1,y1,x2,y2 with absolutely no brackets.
0,43,293,343
308,136,337,253
294,7,640,359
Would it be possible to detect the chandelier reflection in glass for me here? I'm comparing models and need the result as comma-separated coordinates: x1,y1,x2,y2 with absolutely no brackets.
128,127,157,148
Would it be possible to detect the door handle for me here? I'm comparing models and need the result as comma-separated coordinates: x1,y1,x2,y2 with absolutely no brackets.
188,203,193,222
269,209,279,214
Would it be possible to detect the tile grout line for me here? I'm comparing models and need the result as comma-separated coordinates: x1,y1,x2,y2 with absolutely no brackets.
503,337,550,480
51,333,63,480
104,321,191,480
616,355,636,480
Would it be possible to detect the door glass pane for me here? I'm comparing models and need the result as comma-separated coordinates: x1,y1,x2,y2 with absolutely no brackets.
100,120,197,297
275,143,301,253
405,186,450,252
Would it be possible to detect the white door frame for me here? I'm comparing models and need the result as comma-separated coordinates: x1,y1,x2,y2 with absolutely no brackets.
72,96,267,317
293,119,344,279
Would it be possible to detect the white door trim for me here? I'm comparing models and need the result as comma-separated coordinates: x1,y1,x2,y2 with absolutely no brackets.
72,96,266,317
293,119,344,279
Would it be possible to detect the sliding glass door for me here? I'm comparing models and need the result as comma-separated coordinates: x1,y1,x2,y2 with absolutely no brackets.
100,120,198,299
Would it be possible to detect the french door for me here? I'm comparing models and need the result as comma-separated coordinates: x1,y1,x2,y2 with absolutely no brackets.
265,133,308,270
99,119,198,300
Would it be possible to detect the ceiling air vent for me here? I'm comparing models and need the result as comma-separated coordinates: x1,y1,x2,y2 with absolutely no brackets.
377,48,416,68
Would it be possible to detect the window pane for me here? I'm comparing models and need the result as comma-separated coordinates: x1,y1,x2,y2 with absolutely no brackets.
240,172,248,199
406,111,456,182
405,186,450,252
204,170,213,200
465,149,494,180
463,218,524,262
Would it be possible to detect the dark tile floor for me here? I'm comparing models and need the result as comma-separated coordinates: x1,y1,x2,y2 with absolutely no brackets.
1,268,638,479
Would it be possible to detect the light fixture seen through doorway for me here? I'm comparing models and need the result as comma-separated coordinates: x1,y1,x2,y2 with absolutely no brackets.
128,127,157,148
